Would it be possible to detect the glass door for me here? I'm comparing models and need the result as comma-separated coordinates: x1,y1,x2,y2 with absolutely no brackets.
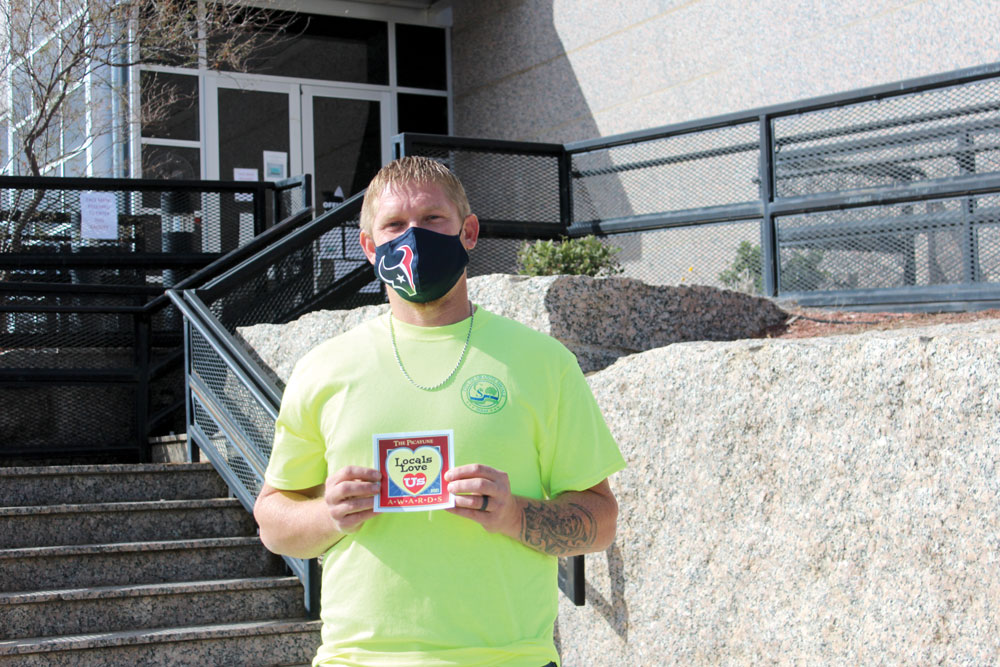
301,85,391,212
205,76,302,251
205,78,390,256
302,85,390,288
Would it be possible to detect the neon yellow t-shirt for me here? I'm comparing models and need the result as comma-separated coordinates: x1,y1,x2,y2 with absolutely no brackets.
265,307,625,667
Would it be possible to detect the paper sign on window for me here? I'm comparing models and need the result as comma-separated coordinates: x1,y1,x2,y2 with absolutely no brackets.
80,191,118,240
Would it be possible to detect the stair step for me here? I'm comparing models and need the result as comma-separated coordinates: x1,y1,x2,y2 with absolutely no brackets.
0,537,285,593
0,577,306,641
0,498,255,548
0,463,229,506
0,618,322,666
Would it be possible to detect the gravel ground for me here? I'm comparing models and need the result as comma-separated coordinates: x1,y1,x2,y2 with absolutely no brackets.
764,307,1000,339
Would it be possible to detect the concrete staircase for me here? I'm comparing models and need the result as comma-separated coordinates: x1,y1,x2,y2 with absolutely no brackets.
0,463,321,666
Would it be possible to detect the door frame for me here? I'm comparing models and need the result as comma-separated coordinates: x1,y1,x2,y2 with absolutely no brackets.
205,73,393,184
204,73,302,182
301,84,393,194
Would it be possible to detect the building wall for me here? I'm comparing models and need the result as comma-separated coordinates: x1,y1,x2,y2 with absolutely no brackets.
451,0,1000,144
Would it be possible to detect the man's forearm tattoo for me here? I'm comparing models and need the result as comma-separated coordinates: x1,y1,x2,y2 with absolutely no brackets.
520,500,597,556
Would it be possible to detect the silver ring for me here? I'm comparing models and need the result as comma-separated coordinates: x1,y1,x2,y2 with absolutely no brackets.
479,495,489,512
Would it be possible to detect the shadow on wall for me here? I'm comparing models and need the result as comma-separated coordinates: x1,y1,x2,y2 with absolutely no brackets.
449,1,642,266
586,542,629,641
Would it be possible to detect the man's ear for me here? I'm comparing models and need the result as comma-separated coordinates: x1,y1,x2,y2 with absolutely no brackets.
461,214,480,251
360,230,377,264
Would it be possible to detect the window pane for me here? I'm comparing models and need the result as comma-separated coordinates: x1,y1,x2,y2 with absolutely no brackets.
398,94,448,135
1,117,10,172
138,1,198,67
215,11,388,85
141,145,201,207
395,24,447,91
217,88,289,181
313,96,382,202
141,72,200,141
143,145,201,180
63,87,88,166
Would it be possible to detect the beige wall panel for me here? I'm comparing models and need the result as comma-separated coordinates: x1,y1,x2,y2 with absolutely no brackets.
453,0,1000,143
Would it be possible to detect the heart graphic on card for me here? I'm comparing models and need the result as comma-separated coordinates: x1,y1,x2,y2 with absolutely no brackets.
386,445,443,496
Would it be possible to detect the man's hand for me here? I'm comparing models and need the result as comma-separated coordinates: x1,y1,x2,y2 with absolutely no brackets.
444,464,521,538
444,464,619,557
324,465,380,534
254,465,380,559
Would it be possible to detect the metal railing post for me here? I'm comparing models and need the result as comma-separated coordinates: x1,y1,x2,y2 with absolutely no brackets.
181,316,200,463
306,557,322,619
254,183,268,235
758,114,779,297
134,312,152,462
558,148,573,235
302,173,313,211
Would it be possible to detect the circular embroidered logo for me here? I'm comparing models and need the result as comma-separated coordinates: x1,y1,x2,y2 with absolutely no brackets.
461,374,507,414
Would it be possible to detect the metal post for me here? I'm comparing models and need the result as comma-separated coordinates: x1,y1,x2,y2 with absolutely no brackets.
958,130,979,283
558,148,573,235
254,183,268,235
558,555,586,606
758,115,779,296
306,557,322,619
302,174,313,212
272,183,282,225
134,313,152,462
182,315,200,463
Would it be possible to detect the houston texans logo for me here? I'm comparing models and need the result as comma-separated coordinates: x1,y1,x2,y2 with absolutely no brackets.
377,245,416,297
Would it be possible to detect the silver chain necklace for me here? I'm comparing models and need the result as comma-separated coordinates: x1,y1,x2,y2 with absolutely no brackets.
389,303,474,391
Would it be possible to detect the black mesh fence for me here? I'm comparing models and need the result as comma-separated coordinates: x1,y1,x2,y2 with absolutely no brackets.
2,182,263,271
773,77,1000,198
189,325,273,498
570,121,761,224
594,220,765,292
775,194,1000,292
202,196,381,336
395,136,565,233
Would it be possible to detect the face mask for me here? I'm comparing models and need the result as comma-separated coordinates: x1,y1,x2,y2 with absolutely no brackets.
373,226,470,303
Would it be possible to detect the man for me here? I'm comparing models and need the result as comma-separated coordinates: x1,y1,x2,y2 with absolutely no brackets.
254,156,625,666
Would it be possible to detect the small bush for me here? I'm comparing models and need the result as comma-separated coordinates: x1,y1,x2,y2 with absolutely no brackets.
516,235,623,277
718,241,829,293
718,241,763,294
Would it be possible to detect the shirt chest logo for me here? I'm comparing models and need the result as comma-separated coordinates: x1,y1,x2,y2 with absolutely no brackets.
461,374,508,414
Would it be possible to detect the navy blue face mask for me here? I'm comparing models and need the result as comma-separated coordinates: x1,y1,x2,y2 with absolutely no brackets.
373,226,470,303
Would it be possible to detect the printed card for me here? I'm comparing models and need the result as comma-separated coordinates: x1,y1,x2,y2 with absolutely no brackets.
373,430,454,512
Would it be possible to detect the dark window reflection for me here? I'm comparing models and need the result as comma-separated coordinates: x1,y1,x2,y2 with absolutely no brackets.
313,97,382,200
213,11,388,85
396,24,447,91
398,94,448,135
141,72,200,141
141,145,201,208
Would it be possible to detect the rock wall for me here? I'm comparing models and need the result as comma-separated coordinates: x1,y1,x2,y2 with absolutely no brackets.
558,319,1000,665
234,274,1000,663
237,274,786,383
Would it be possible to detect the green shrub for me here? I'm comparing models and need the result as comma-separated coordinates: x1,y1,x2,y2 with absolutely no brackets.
782,249,828,291
718,241,763,294
718,241,829,293
517,235,623,277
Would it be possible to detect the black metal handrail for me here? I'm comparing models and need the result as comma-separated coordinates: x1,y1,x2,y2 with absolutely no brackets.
559,62,1000,308
170,196,369,617
166,288,320,617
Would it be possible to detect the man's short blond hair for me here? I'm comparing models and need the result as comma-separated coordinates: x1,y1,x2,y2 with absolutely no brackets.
360,156,472,236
